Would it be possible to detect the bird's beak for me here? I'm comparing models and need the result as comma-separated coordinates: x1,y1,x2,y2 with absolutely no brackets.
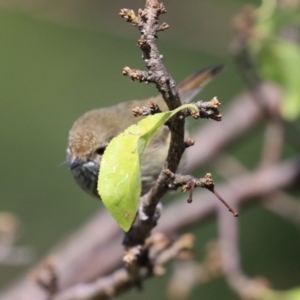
69,157,83,170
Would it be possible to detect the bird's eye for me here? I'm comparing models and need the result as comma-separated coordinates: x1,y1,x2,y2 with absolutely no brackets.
95,147,106,156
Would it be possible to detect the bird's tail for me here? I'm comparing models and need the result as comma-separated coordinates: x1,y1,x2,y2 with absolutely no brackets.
178,65,224,102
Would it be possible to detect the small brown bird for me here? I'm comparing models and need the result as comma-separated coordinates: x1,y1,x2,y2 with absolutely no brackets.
67,66,223,198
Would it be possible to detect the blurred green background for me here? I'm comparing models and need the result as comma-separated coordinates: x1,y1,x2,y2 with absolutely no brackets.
1,0,300,299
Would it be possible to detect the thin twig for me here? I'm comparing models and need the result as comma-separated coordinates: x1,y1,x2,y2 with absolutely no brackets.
120,0,188,248
163,169,238,217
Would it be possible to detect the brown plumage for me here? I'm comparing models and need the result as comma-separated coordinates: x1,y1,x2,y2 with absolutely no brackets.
67,65,223,198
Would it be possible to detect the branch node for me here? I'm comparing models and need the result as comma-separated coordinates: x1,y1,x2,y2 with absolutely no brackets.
119,9,138,24
153,265,166,276
181,97,222,121
137,38,149,50
178,233,195,249
29,256,58,295
132,101,162,117
132,106,146,117
184,138,195,148
122,67,140,81
123,246,142,267
158,22,170,31
163,170,238,216
155,2,167,15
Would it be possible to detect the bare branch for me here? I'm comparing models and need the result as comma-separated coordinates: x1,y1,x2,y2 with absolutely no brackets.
53,234,194,300
121,0,188,249
2,157,300,300
0,80,292,299
217,206,269,299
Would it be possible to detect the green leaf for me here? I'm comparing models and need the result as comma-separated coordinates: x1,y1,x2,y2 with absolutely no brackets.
286,287,300,300
259,38,300,120
256,4,300,38
261,287,300,300
98,104,198,231
257,3,300,37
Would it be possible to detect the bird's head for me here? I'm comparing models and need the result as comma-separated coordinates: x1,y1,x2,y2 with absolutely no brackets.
66,107,133,197
67,130,106,169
